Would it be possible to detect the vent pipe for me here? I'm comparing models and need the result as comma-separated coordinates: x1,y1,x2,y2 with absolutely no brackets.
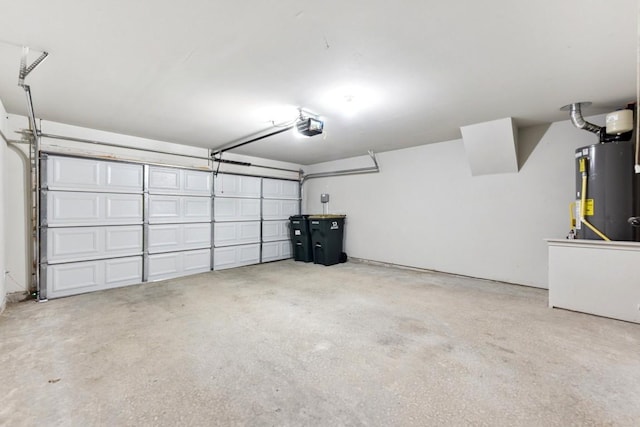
562,102,602,135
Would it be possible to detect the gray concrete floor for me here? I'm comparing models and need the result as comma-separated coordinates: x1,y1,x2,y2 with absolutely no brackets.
1,260,639,426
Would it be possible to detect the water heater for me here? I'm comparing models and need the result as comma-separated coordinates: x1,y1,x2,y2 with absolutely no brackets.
574,141,635,240
565,102,639,241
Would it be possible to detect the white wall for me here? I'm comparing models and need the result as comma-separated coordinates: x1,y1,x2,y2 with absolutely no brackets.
4,116,301,296
304,116,605,288
0,100,7,312
4,115,30,297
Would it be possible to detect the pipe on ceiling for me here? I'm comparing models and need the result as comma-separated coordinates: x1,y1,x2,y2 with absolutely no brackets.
565,102,602,135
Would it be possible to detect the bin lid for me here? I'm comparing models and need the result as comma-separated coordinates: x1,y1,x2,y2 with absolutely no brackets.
308,214,346,219
289,215,309,220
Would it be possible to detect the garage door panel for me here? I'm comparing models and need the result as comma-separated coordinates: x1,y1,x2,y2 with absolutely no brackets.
46,156,143,193
183,170,212,195
148,167,212,196
182,223,212,248
213,244,260,270
47,228,100,263
214,221,260,246
46,226,142,264
262,179,299,199
148,196,211,223
148,223,211,253
183,197,211,221
147,249,211,281
262,240,292,262
148,167,181,192
46,192,142,226
148,252,180,278
183,249,211,272
50,192,100,224
214,174,261,198
104,257,143,286
148,196,180,221
262,220,290,242
262,199,299,220
50,261,101,293
50,157,100,189
106,196,144,221
214,198,260,221
105,226,143,252
105,163,144,191
46,256,142,299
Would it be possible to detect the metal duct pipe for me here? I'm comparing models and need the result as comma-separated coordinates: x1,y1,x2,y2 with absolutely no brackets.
563,102,602,135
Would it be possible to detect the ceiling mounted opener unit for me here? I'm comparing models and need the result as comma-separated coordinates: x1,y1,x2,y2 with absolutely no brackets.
296,115,324,137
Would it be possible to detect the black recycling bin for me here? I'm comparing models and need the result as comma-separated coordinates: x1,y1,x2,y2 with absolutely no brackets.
309,215,346,266
289,215,314,262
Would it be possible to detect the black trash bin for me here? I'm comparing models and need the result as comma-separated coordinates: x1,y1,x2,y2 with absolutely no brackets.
309,215,346,266
289,215,314,262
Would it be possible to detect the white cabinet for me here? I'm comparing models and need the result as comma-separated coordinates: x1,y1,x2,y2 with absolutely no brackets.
45,225,142,264
262,220,290,242
46,256,142,299
214,221,260,247
547,239,640,324
214,197,260,221
262,178,299,199
262,199,299,220
213,244,260,270
45,191,143,227
147,249,211,281
148,166,212,196
262,241,292,262
45,156,143,193
147,223,211,254
148,195,211,224
214,174,261,198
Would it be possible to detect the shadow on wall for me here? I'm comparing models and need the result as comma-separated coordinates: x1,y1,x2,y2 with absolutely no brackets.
517,123,552,170
7,143,32,297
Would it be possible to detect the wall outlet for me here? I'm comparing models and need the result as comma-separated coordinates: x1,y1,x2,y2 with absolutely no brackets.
321,193,329,203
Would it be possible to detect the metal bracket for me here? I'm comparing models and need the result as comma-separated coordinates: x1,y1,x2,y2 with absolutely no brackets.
18,46,49,87
301,150,380,184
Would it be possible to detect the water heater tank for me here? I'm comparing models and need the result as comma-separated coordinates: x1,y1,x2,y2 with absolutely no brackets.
575,141,635,240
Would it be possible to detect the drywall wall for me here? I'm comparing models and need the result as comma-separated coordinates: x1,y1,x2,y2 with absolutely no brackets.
4,115,301,295
0,100,7,312
4,115,29,297
304,116,605,288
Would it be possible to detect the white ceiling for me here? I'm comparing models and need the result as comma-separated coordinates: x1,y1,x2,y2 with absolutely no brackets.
0,1,636,165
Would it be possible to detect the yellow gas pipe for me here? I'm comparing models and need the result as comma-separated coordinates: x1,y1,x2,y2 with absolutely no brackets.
580,171,610,241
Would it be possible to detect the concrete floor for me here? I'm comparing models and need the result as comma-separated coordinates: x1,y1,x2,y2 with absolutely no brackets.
1,260,639,426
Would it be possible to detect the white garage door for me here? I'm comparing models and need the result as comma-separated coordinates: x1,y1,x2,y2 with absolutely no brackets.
145,165,212,281
213,173,263,269
261,178,299,263
41,155,144,299
40,157,301,298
